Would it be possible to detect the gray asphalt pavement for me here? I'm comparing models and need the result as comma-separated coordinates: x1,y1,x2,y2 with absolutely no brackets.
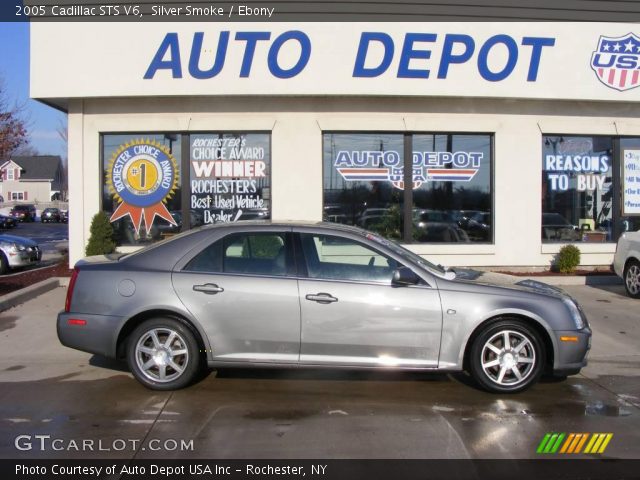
0,284,638,460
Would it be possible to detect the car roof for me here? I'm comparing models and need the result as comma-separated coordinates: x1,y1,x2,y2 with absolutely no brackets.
192,220,369,234
119,220,372,270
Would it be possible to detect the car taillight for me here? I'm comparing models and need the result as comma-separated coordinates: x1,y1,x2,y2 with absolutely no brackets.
65,268,80,313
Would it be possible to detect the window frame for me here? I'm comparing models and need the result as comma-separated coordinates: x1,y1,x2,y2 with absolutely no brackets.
321,131,495,245
99,131,272,247
541,133,626,244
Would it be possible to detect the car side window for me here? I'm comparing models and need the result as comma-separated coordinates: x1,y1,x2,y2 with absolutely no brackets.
299,233,399,283
224,233,290,276
184,240,223,272
185,233,291,276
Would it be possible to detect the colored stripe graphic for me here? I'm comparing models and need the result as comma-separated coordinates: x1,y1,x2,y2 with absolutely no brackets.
538,433,613,454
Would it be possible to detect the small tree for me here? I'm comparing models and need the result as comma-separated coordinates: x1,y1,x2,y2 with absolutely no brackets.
0,77,30,161
555,244,581,274
85,212,116,256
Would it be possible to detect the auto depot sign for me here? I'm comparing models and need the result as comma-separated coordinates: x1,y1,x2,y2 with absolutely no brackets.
30,23,640,101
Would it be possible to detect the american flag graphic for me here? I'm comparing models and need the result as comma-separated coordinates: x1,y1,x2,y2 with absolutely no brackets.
591,33,640,92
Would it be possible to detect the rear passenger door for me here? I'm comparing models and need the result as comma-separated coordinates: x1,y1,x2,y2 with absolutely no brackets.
172,230,301,363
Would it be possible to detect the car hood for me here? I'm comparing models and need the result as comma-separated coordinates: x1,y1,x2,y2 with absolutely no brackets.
451,268,566,297
0,234,38,247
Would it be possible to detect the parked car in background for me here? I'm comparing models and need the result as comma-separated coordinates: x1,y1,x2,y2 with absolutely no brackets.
614,230,640,298
413,209,470,243
41,207,62,223
10,204,37,222
0,234,42,274
60,210,69,223
58,221,590,393
0,214,17,229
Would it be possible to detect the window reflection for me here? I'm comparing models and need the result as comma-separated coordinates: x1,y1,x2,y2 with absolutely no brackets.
541,135,613,243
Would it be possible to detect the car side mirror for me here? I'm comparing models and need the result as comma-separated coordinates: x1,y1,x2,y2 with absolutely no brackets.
392,267,420,286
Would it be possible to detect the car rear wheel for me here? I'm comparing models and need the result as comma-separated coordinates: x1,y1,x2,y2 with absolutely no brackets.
469,319,545,393
127,318,201,390
624,259,640,299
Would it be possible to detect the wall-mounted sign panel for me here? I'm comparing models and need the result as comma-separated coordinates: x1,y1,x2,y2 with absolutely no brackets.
623,150,640,215
31,23,640,102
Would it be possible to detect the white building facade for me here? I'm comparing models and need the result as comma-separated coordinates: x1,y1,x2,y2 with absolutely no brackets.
30,23,640,267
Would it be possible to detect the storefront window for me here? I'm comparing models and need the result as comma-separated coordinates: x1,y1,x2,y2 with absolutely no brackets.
102,133,182,246
189,133,270,225
620,138,640,233
412,134,492,243
542,135,614,243
323,133,404,239
323,132,492,243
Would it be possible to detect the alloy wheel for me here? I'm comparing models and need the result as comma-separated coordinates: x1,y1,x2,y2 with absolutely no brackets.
135,328,190,383
626,264,640,296
480,329,536,387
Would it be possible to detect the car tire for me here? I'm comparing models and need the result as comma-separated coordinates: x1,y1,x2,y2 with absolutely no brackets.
468,319,545,393
623,259,640,299
126,318,201,390
0,252,8,275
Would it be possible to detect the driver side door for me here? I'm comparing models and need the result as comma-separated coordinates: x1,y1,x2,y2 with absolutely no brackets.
296,231,443,367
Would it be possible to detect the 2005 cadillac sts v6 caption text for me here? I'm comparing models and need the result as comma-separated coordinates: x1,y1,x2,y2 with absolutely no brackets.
57,222,591,393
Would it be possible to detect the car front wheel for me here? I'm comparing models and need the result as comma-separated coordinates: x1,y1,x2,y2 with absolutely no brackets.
469,319,545,393
624,259,640,299
127,318,201,390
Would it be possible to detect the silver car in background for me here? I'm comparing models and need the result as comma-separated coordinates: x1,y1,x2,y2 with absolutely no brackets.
614,230,640,298
0,234,42,275
57,222,591,393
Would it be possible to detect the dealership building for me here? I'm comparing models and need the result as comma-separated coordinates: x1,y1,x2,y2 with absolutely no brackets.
30,22,640,268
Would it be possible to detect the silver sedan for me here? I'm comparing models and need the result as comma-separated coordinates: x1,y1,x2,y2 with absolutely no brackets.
57,222,591,393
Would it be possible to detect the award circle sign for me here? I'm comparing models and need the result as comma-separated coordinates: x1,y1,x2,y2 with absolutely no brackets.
107,139,179,234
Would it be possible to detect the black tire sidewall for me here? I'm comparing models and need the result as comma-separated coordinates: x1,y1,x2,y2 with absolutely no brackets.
469,319,545,394
624,260,640,299
126,318,201,390
0,253,8,275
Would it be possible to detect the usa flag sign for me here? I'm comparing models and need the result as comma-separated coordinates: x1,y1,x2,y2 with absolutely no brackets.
591,33,640,92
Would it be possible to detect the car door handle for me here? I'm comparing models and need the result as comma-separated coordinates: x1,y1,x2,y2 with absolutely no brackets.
193,283,224,295
305,293,338,304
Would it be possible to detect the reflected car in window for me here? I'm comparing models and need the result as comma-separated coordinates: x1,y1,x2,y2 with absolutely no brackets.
57,222,591,393
413,209,470,243
542,213,581,242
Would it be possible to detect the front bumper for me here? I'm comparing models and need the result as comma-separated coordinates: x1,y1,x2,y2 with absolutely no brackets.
57,311,123,358
7,247,42,268
552,327,592,376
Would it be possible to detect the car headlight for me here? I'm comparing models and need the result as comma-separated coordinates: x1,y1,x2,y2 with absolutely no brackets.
563,297,585,330
13,243,27,252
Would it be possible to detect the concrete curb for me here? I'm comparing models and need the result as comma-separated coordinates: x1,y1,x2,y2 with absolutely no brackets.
521,275,622,286
0,277,68,312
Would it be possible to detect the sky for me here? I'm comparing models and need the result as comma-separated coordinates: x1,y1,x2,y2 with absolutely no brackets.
0,22,67,158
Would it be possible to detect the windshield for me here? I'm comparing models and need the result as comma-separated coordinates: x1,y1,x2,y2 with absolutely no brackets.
360,231,447,275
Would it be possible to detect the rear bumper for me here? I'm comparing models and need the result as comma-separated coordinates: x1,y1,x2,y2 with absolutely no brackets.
57,311,123,358
552,327,592,376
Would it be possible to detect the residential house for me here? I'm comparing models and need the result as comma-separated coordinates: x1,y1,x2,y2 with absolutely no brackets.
0,155,64,202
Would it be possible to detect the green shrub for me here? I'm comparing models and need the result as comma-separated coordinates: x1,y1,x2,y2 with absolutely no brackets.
555,244,581,274
85,212,116,256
